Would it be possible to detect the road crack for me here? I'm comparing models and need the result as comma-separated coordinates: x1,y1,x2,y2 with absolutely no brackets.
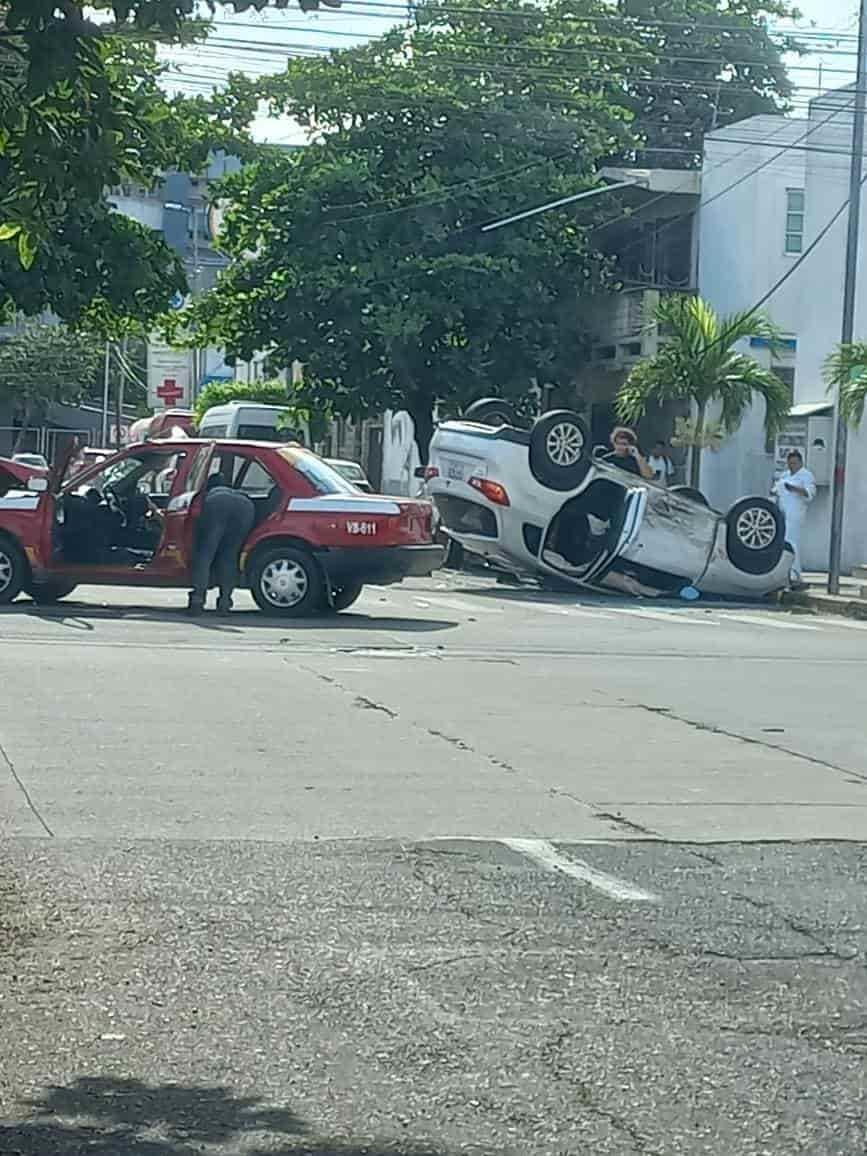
0,737,54,837
624,701,867,783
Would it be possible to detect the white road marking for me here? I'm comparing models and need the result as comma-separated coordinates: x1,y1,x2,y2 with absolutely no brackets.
500,837,658,902
816,615,867,631
612,607,719,626
718,611,819,631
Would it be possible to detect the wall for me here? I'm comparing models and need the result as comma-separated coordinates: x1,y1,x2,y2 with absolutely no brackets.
698,115,807,515
792,87,867,571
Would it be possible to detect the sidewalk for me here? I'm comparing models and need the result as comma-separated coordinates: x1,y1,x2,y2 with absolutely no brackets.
779,570,867,618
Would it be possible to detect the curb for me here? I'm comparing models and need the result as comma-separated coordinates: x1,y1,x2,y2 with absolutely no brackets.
779,589,867,620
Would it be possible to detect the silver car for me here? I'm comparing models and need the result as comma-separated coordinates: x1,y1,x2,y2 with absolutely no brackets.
427,401,793,598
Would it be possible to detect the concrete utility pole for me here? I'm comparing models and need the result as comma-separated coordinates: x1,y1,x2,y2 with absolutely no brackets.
101,342,111,447
828,0,867,594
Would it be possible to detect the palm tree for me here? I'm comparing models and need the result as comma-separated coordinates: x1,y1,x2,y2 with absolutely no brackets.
615,295,792,489
823,342,867,425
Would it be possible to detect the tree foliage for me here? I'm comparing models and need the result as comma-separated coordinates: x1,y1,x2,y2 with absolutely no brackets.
187,0,649,455
0,1,325,327
824,342,867,428
615,294,791,486
0,323,104,446
616,0,802,167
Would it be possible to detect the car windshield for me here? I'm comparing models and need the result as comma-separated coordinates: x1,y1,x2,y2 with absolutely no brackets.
279,448,357,494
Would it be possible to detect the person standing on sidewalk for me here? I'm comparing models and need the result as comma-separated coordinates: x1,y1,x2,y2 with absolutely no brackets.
189,473,255,615
647,440,675,486
772,450,816,589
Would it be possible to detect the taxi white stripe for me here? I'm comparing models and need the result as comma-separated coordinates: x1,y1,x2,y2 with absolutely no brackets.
288,497,402,514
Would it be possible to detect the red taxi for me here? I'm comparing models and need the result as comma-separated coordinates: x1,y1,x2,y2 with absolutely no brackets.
0,441,442,615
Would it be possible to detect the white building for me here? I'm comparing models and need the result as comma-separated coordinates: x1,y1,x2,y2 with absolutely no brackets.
698,99,867,572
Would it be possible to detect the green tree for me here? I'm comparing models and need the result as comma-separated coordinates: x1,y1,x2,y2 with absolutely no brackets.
186,1,644,457
0,1,331,326
823,342,867,428
617,0,802,167
615,295,791,487
0,323,103,449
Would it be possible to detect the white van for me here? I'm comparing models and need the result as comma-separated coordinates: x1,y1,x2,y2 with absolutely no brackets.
197,402,308,444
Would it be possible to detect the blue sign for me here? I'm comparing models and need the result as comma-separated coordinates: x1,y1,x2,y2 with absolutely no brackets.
168,291,185,311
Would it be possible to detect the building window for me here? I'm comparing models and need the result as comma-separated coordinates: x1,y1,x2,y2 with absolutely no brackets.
785,189,805,254
765,365,795,452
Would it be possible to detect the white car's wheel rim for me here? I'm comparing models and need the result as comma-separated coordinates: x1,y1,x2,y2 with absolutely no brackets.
546,422,584,467
0,550,13,595
735,507,777,550
261,559,308,607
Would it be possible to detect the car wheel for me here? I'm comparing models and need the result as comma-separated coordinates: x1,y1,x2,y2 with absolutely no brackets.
249,546,325,616
0,537,26,605
669,485,709,507
26,579,78,605
330,581,364,612
463,398,518,428
726,497,785,575
529,410,591,491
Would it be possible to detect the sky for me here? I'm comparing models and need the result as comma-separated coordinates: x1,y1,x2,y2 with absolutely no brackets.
158,0,863,143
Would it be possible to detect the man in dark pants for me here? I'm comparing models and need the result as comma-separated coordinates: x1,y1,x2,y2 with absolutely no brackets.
188,473,255,614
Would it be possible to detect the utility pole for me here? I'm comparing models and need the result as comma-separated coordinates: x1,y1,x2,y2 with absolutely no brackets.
115,335,128,450
828,0,867,594
101,341,111,447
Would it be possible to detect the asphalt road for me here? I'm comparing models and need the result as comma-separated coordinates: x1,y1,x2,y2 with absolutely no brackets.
1,574,866,1155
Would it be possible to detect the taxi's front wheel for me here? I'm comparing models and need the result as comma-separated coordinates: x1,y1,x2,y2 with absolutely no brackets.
0,536,26,605
248,545,325,617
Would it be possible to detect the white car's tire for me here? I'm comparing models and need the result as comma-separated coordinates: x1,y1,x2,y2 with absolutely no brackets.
529,410,591,491
725,497,785,575
463,398,518,428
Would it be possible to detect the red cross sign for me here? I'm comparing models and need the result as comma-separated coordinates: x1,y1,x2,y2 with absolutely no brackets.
156,378,184,405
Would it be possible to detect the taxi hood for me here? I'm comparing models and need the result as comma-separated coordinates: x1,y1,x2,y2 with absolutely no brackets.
0,456,48,497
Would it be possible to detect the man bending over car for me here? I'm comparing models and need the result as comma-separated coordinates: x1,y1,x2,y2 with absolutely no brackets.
189,473,255,615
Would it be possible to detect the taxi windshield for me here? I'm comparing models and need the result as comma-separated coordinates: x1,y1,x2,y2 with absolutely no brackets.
279,449,357,495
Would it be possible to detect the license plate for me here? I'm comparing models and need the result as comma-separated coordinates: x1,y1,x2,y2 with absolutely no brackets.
439,455,484,482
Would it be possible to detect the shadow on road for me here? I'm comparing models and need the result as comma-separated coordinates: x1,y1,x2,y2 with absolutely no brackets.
2,603,459,634
0,1075,449,1156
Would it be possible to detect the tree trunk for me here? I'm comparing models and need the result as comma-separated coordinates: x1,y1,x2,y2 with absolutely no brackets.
689,403,705,490
406,396,434,466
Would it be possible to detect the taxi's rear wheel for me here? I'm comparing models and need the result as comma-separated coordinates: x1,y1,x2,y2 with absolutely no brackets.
0,536,27,605
249,545,324,617
26,579,78,605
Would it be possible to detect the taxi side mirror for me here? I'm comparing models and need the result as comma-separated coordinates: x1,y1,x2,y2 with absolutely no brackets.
27,476,48,492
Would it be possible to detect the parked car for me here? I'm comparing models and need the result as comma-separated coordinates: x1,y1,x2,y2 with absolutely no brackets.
426,401,793,598
197,402,307,445
0,440,442,614
325,458,373,493
11,452,48,471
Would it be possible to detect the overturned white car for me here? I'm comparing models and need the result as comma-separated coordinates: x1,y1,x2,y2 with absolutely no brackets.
427,402,793,598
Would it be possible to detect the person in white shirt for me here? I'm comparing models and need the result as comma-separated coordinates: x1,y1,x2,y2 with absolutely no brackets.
647,440,675,487
772,449,816,588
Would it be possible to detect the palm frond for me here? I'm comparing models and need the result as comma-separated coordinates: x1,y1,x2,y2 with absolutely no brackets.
824,342,867,426
720,356,791,435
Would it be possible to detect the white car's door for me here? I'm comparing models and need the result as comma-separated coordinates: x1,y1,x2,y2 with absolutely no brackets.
616,485,718,581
